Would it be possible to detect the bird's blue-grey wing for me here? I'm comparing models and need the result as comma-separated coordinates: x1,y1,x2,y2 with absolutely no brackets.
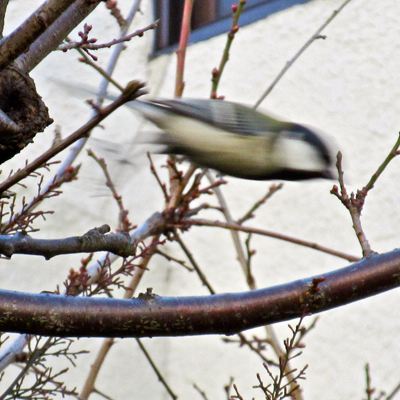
133,99,284,137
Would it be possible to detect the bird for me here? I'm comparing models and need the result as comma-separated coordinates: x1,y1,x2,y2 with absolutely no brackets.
117,97,336,181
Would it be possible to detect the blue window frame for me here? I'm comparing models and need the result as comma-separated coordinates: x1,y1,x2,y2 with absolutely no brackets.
153,0,314,56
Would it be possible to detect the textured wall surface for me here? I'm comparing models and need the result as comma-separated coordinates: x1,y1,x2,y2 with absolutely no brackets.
2,0,400,399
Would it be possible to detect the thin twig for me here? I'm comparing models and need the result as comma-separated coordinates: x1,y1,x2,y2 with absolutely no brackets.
148,152,169,202
331,153,374,257
0,337,53,400
173,230,216,294
59,20,159,52
76,45,124,91
331,132,400,258
155,248,193,271
193,383,209,400
386,380,400,400
364,132,400,192
237,183,283,225
331,132,400,257
88,149,132,232
174,0,193,97
181,218,360,262
253,0,354,109
206,172,249,278
167,163,198,209
210,0,247,97
136,338,178,400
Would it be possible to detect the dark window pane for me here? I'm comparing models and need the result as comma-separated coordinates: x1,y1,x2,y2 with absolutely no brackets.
153,0,314,55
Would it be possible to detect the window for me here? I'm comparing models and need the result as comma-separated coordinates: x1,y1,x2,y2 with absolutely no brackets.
153,0,313,55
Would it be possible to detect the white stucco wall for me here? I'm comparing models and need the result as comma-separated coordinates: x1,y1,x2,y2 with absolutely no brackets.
2,0,400,399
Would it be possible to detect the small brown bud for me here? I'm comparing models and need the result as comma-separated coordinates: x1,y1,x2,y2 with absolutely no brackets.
232,25,240,33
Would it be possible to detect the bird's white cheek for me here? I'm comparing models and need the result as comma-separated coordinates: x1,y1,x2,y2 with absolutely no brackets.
276,138,327,172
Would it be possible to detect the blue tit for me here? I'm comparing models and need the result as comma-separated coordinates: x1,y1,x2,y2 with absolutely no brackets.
123,98,336,181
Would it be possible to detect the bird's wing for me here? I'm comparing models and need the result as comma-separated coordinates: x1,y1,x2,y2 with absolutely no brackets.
132,98,287,137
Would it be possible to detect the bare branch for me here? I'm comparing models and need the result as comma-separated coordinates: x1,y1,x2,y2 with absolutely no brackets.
174,0,194,98
0,225,137,259
0,80,146,195
58,20,159,53
0,0,78,72
331,153,374,257
0,0,9,38
16,0,100,73
210,0,247,98
88,149,133,232
237,183,284,225
331,134,400,257
180,218,360,262
1,248,400,337
136,338,178,400
253,0,354,109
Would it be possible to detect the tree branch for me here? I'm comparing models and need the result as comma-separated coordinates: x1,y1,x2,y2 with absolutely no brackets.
0,80,146,195
0,249,399,337
0,0,79,72
0,225,137,259
15,0,100,73
0,0,9,39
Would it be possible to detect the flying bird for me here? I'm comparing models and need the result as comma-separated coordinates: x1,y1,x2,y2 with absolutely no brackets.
116,97,336,181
